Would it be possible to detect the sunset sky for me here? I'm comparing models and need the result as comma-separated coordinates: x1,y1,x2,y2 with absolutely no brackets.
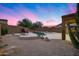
0,3,76,27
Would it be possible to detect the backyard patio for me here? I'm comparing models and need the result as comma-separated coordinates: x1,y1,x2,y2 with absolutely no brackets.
1,32,78,56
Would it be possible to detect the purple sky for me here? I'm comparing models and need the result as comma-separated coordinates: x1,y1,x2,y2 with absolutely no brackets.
0,3,76,27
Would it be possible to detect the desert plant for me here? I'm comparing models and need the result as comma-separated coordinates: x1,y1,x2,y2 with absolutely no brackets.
67,24,79,49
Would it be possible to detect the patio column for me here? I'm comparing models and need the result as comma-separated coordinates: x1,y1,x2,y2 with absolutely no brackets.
62,17,66,40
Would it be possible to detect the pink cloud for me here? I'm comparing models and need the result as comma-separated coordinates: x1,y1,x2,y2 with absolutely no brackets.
68,3,76,13
0,12,18,25
42,20,58,27
0,4,25,25
0,4,59,26
0,4,38,25
14,5,38,23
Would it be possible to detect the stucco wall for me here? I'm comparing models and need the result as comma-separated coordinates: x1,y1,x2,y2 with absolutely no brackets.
8,25,29,34
62,13,76,40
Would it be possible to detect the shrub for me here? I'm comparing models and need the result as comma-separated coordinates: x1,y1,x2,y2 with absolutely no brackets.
1,28,8,35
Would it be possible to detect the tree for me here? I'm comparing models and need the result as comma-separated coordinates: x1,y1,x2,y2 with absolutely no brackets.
32,21,43,29
17,18,33,29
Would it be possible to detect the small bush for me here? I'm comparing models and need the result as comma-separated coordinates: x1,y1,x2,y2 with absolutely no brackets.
1,28,8,35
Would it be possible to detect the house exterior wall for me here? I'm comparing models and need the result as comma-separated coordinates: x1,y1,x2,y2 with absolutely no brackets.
0,19,8,35
0,19,29,34
0,19,8,28
62,13,76,41
8,25,29,34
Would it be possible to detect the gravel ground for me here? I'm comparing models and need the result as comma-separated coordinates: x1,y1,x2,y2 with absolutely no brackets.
2,34,79,56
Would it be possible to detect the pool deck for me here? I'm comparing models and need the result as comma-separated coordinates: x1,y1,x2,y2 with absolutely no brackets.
2,34,78,56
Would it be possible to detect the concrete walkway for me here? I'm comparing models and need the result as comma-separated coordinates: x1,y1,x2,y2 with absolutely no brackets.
2,34,78,56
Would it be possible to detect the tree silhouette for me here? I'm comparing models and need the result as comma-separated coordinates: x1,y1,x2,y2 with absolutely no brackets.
17,18,33,29
32,21,43,29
